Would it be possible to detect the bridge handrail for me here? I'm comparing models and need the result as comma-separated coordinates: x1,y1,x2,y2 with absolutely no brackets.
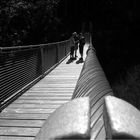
35,33,113,139
72,36,140,139
35,33,140,139
0,32,90,52
0,39,70,52
72,39,113,139
0,39,71,111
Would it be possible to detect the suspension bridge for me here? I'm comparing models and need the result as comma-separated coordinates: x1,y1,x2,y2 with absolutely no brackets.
0,33,140,140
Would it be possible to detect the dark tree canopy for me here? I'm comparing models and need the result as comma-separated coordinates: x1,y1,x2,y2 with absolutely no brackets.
0,0,61,47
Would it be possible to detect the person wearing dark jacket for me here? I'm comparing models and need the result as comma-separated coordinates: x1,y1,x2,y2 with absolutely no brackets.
73,32,79,59
70,32,76,59
78,33,85,60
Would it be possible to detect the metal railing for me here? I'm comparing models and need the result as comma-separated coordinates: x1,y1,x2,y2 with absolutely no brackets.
0,40,71,111
71,35,140,139
72,36,113,139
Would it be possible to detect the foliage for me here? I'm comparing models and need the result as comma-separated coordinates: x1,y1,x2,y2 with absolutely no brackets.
0,0,60,47
112,65,140,110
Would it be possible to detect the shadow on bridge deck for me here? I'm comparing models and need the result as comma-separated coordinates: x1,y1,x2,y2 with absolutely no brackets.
0,44,89,140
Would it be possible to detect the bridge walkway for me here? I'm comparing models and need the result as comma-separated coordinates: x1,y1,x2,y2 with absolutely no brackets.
0,44,88,140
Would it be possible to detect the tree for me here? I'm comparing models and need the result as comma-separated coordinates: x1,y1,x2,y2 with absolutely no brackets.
0,0,60,47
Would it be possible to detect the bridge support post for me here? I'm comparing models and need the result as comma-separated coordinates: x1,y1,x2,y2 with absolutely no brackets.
56,44,59,63
40,46,45,74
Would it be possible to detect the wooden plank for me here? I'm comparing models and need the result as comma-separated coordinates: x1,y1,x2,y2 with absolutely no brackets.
29,88,74,91
0,120,44,127
44,77,79,79
26,90,74,92
33,84,76,88
26,91,73,93
3,108,55,114
38,79,77,83
18,96,71,100
30,87,75,89
45,76,79,78
36,82,76,85
14,100,69,104
22,92,72,96
49,73,81,75
22,94,72,97
36,80,77,83
0,136,34,140
0,113,49,120
7,104,62,109
0,127,39,136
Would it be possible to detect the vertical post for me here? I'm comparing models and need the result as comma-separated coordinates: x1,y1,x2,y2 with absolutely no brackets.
56,44,59,63
65,42,67,56
40,46,45,74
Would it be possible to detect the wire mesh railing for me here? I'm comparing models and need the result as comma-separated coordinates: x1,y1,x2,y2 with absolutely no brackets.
0,40,71,111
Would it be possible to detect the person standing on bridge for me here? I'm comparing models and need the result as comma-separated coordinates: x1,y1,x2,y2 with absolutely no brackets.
73,32,79,59
78,33,85,61
69,32,75,59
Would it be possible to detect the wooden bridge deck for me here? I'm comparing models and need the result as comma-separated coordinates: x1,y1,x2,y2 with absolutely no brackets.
0,44,88,140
